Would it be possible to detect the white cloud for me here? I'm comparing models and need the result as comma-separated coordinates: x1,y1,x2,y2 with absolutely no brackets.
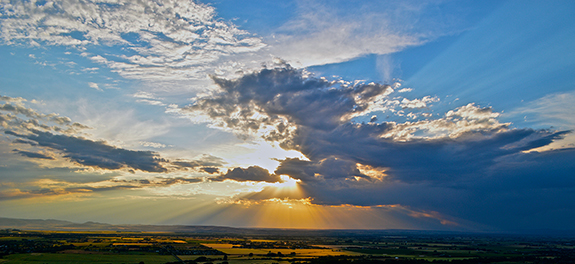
263,0,458,67
0,0,266,84
382,103,510,141
509,90,575,150
398,88,413,93
0,95,27,105
139,141,167,149
133,92,157,100
400,96,439,109
88,82,101,91
0,95,74,130
136,99,165,106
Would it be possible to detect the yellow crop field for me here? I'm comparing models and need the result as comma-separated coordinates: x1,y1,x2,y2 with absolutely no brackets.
201,243,359,257
112,242,155,246
250,239,277,243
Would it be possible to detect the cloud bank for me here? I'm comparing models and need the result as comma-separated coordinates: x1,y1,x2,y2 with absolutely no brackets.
0,0,265,83
1,95,224,174
175,65,574,229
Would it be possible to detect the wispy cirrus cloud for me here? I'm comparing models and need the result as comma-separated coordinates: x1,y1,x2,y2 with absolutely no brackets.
266,0,466,67
0,176,206,201
507,90,575,150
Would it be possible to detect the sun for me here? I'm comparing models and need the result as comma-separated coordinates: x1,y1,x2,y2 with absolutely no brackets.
273,175,301,189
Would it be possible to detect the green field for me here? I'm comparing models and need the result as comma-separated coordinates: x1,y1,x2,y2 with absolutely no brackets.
1,229,574,264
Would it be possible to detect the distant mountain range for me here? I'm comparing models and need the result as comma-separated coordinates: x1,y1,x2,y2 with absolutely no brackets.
1,217,573,237
0,217,254,234
0,217,470,236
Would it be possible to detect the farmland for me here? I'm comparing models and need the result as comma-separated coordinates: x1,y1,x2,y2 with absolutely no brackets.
1,228,574,263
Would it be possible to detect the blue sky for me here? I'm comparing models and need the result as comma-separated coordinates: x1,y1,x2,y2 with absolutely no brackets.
1,0,574,232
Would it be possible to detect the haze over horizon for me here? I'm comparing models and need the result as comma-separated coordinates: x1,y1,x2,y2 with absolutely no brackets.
1,0,574,233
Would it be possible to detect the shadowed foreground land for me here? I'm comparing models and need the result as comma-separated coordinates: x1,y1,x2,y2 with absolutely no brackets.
1,218,575,263
1,227,575,264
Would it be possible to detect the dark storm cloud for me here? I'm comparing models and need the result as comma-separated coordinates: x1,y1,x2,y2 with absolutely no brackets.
183,65,569,185
5,129,167,172
201,167,219,174
12,149,54,160
290,126,568,183
275,157,369,182
214,166,281,183
180,65,575,230
13,139,38,146
182,65,393,148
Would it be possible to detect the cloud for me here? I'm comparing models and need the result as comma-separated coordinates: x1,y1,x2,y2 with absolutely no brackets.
1,96,85,137
1,95,169,172
508,90,575,150
0,0,265,83
275,157,370,183
113,177,203,186
174,65,395,147
0,175,205,200
201,167,219,174
1,99,72,127
214,166,280,183
0,95,27,104
139,141,167,149
173,65,574,230
12,149,54,160
400,96,439,109
88,82,102,91
265,0,464,67
1,95,228,175
133,92,166,106
175,65,537,154
171,154,226,169
0,103,42,119
6,129,168,172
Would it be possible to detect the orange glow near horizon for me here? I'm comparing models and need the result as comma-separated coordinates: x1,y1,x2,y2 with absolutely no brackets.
1,175,458,230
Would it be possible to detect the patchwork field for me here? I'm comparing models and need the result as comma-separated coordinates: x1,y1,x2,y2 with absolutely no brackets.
201,242,357,257
1,229,574,263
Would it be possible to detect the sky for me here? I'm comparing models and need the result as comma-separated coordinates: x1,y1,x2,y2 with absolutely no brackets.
0,0,574,232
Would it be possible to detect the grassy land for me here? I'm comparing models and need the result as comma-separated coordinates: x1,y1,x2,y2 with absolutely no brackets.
1,230,574,264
